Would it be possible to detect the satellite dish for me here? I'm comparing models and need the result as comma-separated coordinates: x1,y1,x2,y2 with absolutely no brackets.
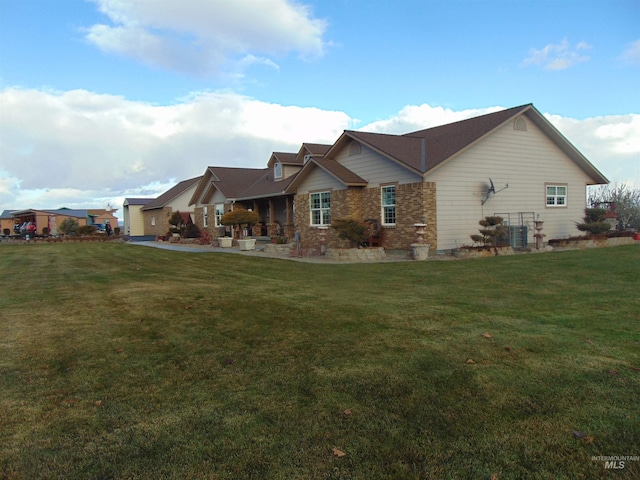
482,178,508,205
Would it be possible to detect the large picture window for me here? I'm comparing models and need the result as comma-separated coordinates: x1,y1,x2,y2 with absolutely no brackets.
546,185,567,207
310,191,331,226
381,185,396,225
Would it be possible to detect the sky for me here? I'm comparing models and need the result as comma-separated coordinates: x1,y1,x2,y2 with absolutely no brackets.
1,0,638,219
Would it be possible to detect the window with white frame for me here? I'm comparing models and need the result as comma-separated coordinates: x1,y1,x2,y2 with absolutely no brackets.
274,162,282,179
310,191,331,225
546,184,567,207
381,185,396,225
214,204,225,226
151,216,155,226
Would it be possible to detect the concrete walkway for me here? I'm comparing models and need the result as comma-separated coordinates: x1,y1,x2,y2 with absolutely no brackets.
127,240,413,264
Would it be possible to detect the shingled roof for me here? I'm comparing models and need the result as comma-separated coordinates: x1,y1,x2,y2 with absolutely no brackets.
326,104,607,183
142,176,202,211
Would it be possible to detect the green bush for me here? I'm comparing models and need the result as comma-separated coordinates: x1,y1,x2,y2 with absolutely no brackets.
78,225,97,236
470,216,506,247
331,218,368,247
577,208,611,235
183,223,200,238
58,218,79,236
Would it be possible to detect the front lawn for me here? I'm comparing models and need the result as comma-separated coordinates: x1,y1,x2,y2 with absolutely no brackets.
1,243,638,479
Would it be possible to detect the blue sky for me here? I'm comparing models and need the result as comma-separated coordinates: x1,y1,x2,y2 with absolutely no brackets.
1,0,638,216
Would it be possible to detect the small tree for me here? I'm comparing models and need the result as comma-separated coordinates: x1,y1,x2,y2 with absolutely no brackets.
470,216,505,247
577,208,611,235
220,209,260,237
168,211,183,234
58,218,79,236
331,218,368,248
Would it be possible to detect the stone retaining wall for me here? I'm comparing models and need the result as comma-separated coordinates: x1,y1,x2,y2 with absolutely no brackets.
263,243,292,255
325,247,386,261
549,236,636,251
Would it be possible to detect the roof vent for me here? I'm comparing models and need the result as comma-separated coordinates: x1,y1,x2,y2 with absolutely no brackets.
303,154,313,164
514,117,527,131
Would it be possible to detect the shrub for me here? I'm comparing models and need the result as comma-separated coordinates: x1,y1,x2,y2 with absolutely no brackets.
58,218,79,236
183,223,200,238
78,225,97,236
470,216,506,247
576,208,611,235
114,227,120,236
331,218,368,247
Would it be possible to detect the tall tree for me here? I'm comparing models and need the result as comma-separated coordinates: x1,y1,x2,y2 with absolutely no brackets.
588,182,640,230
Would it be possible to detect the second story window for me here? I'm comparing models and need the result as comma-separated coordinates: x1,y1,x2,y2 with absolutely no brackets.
274,162,282,179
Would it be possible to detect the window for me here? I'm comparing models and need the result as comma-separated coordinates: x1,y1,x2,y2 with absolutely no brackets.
349,141,361,156
274,162,282,179
310,191,331,225
381,185,396,225
203,206,208,228
546,185,567,207
214,204,225,226
151,216,155,226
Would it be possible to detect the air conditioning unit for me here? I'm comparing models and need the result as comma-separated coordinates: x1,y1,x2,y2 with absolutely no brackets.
508,225,528,248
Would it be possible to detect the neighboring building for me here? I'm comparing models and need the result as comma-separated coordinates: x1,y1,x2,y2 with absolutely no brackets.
182,104,608,252
122,198,153,237
1,210,17,235
140,177,201,237
4,208,118,235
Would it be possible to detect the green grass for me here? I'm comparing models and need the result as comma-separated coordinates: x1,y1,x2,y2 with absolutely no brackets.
1,243,639,479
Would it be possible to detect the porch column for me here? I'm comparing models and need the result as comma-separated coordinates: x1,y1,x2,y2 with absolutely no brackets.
268,199,275,236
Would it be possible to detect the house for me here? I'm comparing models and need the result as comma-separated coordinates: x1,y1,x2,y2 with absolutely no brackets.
285,104,608,251
140,176,201,237
3,208,118,236
185,104,607,253
122,198,153,238
189,143,332,239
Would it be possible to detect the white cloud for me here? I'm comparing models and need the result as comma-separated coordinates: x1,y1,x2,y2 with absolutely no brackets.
545,113,640,186
360,104,504,134
620,39,640,65
521,38,591,71
0,87,354,212
85,0,327,76
1,90,637,216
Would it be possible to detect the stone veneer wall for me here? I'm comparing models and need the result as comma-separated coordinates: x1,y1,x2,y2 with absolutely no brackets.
142,207,173,237
293,181,437,250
